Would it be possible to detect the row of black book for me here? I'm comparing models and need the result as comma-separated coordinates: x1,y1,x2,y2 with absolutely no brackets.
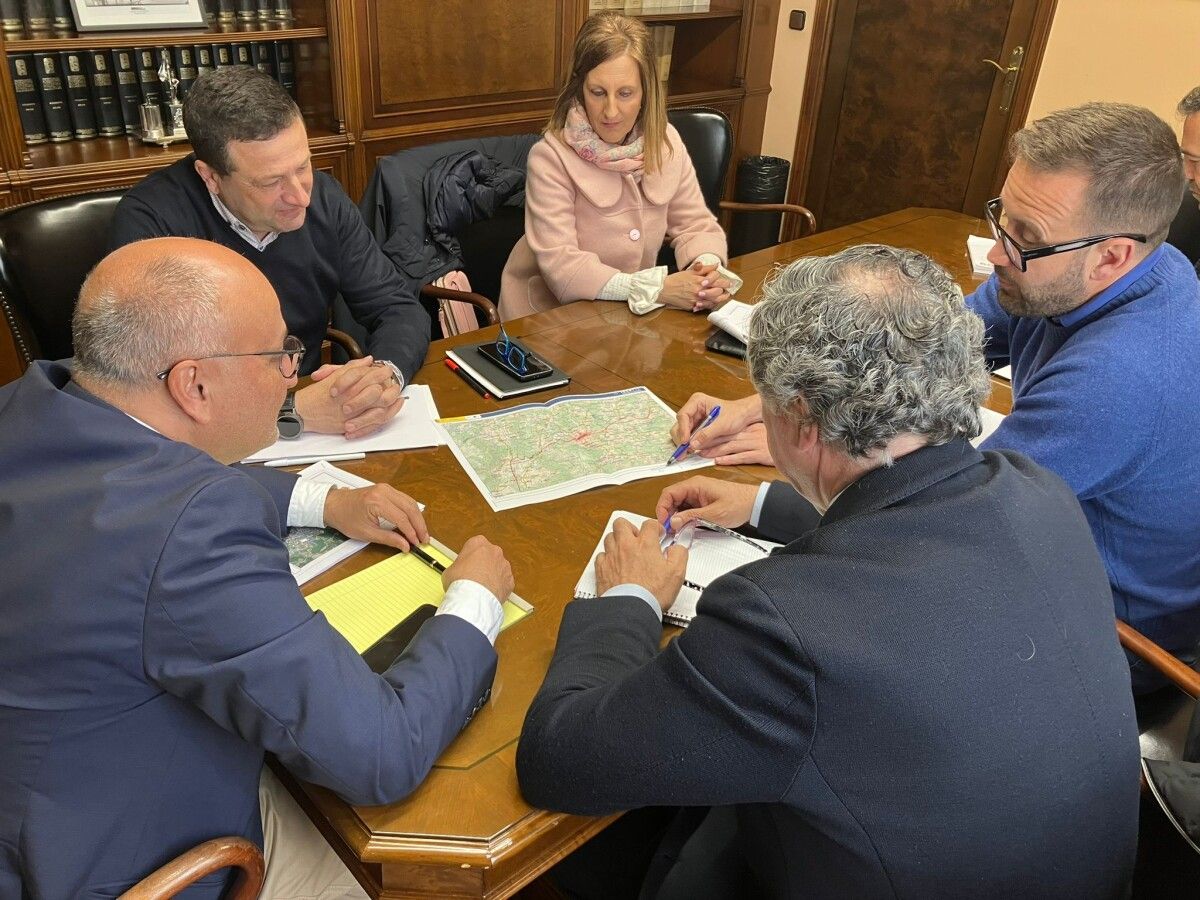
10,42,298,144
0,0,293,40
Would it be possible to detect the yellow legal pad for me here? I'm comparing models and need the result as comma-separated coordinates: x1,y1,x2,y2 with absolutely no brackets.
305,542,532,652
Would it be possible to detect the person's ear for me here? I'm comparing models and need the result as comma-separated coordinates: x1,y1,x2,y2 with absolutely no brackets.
193,158,223,196
1088,239,1138,285
164,361,215,426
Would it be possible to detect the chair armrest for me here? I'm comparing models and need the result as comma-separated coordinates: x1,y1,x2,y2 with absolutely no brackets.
119,836,265,900
325,327,364,361
1116,620,1200,699
420,284,500,326
719,201,818,238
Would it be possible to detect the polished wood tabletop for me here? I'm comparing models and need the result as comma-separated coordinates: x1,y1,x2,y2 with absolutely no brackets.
275,208,1006,899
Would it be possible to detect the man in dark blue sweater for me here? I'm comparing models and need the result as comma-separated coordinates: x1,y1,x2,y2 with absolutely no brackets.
111,67,430,440
671,103,1200,692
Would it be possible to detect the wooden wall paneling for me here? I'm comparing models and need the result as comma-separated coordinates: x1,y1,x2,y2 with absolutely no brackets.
783,0,834,240
355,0,579,132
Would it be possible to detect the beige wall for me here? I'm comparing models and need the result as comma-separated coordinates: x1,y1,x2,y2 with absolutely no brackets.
1026,0,1200,127
761,1,816,162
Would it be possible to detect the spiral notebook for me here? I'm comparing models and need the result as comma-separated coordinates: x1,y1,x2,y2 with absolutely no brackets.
574,510,780,626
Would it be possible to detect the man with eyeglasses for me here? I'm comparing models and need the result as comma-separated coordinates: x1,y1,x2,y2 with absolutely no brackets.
1171,84,1200,273
111,66,430,442
0,237,512,900
671,103,1200,694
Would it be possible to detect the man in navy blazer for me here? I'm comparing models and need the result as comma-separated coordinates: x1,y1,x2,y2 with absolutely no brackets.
518,246,1139,898
0,238,511,899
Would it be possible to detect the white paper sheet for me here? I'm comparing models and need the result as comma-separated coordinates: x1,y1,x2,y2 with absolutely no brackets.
244,384,444,463
967,235,996,276
707,299,754,343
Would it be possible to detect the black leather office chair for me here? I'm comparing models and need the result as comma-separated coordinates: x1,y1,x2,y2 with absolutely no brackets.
667,106,817,245
0,189,126,367
0,188,362,372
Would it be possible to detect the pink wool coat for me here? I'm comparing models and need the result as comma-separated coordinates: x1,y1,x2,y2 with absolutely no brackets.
498,125,728,320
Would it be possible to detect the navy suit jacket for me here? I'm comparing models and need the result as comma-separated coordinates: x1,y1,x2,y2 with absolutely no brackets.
518,441,1139,899
0,362,496,899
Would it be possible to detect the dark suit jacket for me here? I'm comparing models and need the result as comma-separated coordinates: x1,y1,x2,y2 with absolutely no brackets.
0,362,495,899
518,441,1139,899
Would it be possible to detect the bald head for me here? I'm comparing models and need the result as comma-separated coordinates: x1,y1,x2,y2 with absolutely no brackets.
72,238,275,389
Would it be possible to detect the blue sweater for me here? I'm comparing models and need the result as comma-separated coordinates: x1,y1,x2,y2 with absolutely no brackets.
967,245,1200,683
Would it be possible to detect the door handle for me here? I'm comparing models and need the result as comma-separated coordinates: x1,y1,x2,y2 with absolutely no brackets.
982,45,1025,113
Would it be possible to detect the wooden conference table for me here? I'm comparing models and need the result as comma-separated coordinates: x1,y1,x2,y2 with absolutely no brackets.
274,208,1006,898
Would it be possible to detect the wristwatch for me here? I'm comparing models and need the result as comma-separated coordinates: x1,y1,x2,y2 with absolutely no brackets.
277,394,304,439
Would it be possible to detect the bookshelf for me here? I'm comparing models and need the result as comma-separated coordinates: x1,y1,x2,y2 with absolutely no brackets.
0,0,777,209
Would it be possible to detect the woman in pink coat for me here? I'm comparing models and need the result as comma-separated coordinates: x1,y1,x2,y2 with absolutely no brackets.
499,12,742,321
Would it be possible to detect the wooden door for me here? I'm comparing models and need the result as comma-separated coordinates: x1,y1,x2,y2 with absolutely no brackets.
788,0,1056,232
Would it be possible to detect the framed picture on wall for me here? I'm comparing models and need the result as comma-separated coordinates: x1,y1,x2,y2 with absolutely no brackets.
68,0,206,32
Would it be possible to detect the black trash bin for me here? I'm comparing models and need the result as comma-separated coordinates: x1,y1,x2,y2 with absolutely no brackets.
728,155,790,257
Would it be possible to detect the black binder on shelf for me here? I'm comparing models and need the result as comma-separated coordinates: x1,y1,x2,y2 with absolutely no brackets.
216,0,236,25
22,0,51,34
235,0,256,26
232,42,252,66
31,51,71,142
255,0,271,24
59,50,97,139
9,54,48,145
111,49,142,135
170,45,198,99
133,48,163,114
194,44,216,78
252,41,275,79
214,44,235,68
272,0,291,23
49,0,71,33
272,41,295,96
84,50,124,136
0,0,21,37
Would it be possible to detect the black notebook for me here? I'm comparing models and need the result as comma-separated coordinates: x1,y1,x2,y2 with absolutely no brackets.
445,340,570,399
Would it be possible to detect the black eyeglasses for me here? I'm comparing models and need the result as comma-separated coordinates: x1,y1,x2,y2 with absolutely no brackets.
984,198,1146,273
495,325,528,375
156,334,305,381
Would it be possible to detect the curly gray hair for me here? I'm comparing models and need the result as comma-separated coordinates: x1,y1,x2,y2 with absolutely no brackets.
747,244,990,460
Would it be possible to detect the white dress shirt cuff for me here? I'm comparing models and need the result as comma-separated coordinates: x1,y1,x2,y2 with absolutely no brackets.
437,579,504,645
597,271,634,302
600,583,663,622
287,481,333,527
749,481,772,530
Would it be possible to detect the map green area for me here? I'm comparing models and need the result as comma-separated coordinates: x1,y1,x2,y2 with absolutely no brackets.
285,527,346,568
440,387,710,511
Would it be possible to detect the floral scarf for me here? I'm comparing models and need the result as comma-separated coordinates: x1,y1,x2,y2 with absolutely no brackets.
563,101,645,175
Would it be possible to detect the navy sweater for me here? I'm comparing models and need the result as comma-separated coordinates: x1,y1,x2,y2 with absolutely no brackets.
109,157,430,380
969,245,1200,679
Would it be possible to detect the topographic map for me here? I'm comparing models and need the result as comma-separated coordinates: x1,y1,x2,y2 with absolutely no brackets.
439,387,712,511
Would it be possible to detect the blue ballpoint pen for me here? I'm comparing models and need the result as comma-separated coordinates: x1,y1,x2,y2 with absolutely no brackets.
665,405,721,466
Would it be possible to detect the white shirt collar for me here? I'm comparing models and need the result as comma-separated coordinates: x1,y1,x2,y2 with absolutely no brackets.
209,192,280,252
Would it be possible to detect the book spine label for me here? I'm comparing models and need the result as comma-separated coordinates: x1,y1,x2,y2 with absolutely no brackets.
235,0,256,24
214,43,234,67
85,49,124,136
170,45,197,99
9,53,48,144
23,0,51,32
273,40,295,97
133,47,163,111
1,0,23,34
194,44,216,76
111,49,143,136
49,0,71,32
59,50,97,139
232,43,252,66
252,41,275,79
33,51,72,142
